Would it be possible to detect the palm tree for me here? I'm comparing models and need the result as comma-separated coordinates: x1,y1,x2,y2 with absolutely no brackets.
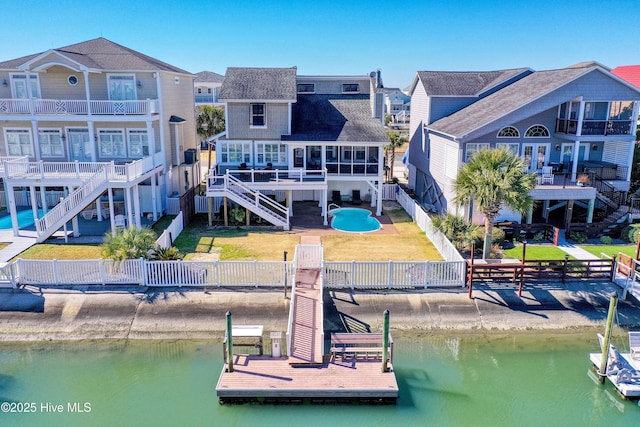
196,105,225,142
385,131,407,181
453,147,537,259
102,227,158,261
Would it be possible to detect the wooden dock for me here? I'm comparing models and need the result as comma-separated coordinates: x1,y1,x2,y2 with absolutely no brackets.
216,240,398,404
590,351,640,399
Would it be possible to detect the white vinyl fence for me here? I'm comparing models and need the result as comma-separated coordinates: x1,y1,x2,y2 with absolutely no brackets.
156,212,184,248
4,258,465,288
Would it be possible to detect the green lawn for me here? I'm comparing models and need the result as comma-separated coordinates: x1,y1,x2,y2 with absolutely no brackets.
578,244,636,259
502,244,575,260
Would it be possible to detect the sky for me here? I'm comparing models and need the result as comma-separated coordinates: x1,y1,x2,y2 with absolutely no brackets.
2,0,639,89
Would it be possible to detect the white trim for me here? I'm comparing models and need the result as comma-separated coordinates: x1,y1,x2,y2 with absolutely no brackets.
106,73,137,101
4,127,34,157
496,126,520,138
524,124,550,138
96,128,127,158
37,127,65,158
18,49,90,72
221,99,296,104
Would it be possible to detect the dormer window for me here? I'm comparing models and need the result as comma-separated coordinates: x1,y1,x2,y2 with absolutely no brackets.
251,103,266,127
342,83,359,93
297,83,315,93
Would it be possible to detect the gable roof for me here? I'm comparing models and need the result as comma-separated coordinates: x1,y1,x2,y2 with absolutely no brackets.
0,37,190,74
195,71,225,83
412,68,531,97
427,65,625,139
282,94,388,142
611,65,640,89
219,67,297,101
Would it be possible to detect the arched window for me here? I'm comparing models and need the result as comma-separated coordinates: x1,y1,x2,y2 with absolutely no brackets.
524,125,549,137
497,126,519,138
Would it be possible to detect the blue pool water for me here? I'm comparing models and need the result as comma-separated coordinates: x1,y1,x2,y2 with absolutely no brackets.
330,207,381,233
0,209,43,229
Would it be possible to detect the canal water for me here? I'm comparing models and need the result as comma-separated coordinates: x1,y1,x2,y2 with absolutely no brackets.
0,334,638,426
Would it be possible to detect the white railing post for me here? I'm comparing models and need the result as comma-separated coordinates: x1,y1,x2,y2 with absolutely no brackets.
53,259,60,285
141,258,148,287
74,160,80,179
350,260,355,290
388,260,393,289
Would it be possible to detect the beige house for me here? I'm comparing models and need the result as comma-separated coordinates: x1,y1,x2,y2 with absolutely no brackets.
0,37,199,241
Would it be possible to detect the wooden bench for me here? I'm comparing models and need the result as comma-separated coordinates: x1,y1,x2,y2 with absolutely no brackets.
330,332,393,361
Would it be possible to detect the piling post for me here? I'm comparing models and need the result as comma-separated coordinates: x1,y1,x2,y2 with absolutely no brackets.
598,294,618,383
468,243,475,299
382,309,390,373
283,251,288,299
226,311,234,372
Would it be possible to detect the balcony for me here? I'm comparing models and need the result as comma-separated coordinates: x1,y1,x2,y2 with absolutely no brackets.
0,99,159,116
555,118,633,136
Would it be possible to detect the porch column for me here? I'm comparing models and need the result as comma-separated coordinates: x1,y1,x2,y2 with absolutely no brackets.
40,185,48,214
7,183,19,237
322,189,328,226
108,187,116,236
542,200,549,221
133,184,141,229
287,190,293,217
565,200,574,228
376,179,383,216
83,70,92,116
31,120,42,161
587,198,595,223
125,186,134,227
87,121,96,162
29,186,38,223
68,186,79,237
151,173,158,221
96,194,103,222
526,205,533,224
571,100,585,181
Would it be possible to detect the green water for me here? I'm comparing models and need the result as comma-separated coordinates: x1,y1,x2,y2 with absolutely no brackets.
0,336,638,427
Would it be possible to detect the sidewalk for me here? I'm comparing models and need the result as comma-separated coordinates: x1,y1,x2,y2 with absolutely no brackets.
0,229,37,264
554,229,601,260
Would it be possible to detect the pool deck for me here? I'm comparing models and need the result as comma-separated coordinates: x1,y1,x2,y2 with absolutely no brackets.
289,201,398,235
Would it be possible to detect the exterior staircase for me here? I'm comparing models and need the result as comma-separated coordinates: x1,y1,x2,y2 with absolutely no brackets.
210,175,290,230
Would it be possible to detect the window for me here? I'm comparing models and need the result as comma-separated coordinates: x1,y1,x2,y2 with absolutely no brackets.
219,142,251,163
497,126,519,138
496,143,520,156
341,146,353,162
128,129,149,157
39,129,64,157
464,143,489,163
98,129,126,158
609,101,634,120
524,125,549,138
251,103,266,127
583,102,607,120
108,75,136,100
68,75,78,86
256,143,286,164
297,83,315,93
342,83,359,93
5,129,33,156
11,74,40,98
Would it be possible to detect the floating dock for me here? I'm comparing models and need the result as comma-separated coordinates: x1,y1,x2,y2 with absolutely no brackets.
216,239,398,404
590,351,640,399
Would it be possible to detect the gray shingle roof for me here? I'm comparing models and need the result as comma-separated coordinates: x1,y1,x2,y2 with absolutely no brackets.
427,66,598,138
283,94,388,142
416,68,530,96
195,71,225,83
219,67,297,101
0,37,190,74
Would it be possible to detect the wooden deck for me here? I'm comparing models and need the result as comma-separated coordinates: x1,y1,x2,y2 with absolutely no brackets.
216,355,398,403
216,238,398,404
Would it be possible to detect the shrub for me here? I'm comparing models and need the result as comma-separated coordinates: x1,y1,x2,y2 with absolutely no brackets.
532,232,545,242
620,223,640,244
568,231,587,244
102,227,158,261
431,214,477,250
599,235,613,245
472,226,505,248
152,246,183,260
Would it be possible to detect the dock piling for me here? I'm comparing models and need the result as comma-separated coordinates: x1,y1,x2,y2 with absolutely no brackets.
226,311,234,372
382,309,390,373
598,294,618,383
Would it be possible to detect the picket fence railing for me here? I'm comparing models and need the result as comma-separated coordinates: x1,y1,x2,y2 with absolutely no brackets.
2,257,465,289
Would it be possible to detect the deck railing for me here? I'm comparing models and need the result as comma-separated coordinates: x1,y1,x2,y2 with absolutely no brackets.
0,98,159,116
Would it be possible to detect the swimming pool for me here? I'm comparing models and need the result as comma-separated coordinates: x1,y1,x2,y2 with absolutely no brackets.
329,207,381,233
0,209,43,229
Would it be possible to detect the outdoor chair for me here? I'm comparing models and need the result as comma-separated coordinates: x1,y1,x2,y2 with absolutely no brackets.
114,214,126,229
540,166,553,185
332,190,342,206
352,190,363,205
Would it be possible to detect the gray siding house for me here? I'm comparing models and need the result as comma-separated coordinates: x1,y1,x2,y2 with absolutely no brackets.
207,67,388,227
407,63,640,226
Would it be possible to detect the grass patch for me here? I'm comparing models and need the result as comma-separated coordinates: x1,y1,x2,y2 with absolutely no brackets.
502,244,575,261
578,244,636,259
322,208,442,261
0,242,9,251
151,215,176,234
14,243,103,260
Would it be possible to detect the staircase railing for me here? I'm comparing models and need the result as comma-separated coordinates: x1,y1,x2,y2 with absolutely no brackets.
222,174,290,228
